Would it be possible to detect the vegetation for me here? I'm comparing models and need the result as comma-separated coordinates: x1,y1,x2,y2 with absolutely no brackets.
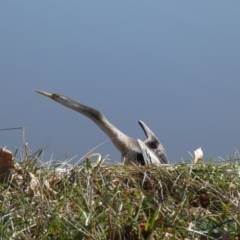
0,148,240,239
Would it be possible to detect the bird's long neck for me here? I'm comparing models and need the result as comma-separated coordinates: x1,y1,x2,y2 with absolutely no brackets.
57,98,137,155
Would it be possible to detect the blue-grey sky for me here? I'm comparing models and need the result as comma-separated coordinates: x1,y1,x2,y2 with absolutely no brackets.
1,1,240,163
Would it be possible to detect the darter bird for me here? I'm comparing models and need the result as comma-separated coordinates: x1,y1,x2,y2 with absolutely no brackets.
35,90,168,165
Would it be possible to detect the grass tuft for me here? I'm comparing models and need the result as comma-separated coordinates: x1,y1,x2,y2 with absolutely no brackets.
1,148,240,239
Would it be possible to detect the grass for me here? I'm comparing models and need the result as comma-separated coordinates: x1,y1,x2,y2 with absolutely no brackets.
1,148,240,239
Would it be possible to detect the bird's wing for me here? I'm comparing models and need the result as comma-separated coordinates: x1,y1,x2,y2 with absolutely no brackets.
137,139,161,165
138,120,158,140
138,120,168,164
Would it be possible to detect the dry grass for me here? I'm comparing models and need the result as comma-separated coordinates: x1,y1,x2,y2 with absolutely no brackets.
0,148,240,239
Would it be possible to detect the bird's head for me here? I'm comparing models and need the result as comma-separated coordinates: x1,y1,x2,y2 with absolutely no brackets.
34,89,79,110
35,90,63,101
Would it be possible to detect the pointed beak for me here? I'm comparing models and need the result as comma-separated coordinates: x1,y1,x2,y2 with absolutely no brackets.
34,89,54,99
